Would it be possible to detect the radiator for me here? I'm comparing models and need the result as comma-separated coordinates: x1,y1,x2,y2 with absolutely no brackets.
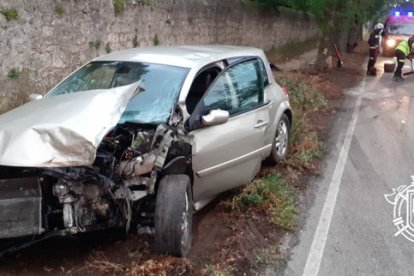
0,177,42,238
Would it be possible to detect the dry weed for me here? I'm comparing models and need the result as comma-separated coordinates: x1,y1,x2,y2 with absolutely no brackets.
82,251,125,274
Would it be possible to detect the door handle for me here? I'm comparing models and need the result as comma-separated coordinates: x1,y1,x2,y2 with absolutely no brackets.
254,120,268,128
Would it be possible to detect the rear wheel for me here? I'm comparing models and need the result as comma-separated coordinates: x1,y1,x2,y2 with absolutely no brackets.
154,174,192,257
267,114,290,165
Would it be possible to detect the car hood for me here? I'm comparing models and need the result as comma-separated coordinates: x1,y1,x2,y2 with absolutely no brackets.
0,83,139,167
386,34,409,40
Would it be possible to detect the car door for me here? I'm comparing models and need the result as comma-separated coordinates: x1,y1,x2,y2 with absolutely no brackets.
188,58,272,202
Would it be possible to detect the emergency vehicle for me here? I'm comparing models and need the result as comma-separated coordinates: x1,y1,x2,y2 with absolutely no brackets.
383,11,414,56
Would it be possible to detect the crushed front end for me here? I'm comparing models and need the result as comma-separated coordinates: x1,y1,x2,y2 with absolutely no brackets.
0,121,192,250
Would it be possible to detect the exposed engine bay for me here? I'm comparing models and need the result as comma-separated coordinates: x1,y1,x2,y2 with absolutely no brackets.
0,122,192,249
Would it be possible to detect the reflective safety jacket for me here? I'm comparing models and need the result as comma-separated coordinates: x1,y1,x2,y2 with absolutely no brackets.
396,40,410,55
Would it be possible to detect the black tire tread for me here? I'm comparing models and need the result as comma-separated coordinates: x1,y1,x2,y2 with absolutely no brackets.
154,174,192,257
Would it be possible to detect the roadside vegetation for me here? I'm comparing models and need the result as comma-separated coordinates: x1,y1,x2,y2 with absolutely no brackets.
230,174,297,230
53,4,65,16
278,75,329,168
0,7,18,21
113,0,125,16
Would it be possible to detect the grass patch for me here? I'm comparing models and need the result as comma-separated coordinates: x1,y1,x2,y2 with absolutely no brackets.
276,75,329,154
1,69,35,114
202,263,235,276
296,149,320,163
231,174,297,230
54,4,64,16
289,111,305,146
132,35,139,48
153,34,160,46
113,0,125,16
277,76,329,113
291,131,327,169
89,40,101,50
0,7,18,21
137,0,152,5
7,68,20,79
188,16,196,24
266,36,319,63
294,148,322,167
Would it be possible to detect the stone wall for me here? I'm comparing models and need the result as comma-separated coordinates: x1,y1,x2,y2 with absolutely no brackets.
0,0,319,113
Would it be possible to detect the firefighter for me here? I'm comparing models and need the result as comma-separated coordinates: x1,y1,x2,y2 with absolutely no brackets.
393,36,414,81
367,23,385,76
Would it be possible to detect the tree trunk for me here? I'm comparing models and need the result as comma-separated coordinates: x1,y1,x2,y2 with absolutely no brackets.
315,0,352,70
347,9,363,53
315,27,335,70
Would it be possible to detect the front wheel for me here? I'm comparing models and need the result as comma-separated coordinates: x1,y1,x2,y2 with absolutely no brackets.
154,174,193,257
267,114,290,165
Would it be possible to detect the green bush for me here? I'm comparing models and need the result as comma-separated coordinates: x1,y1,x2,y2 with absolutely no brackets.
89,40,101,50
0,8,18,21
276,76,328,112
231,174,297,230
132,35,139,48
153,34,160,46
7,68,20,79
113,0,124,16
54,4,64,16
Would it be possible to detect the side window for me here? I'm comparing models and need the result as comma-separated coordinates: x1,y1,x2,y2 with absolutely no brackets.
202,73,239,114
258,59,269,87
186,67,221,114
229,60,262,111
200,59,265,116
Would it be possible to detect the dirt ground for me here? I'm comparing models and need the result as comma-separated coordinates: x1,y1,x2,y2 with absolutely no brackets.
0,45,368,275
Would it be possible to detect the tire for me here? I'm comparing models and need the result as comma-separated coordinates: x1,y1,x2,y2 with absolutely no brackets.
154,174,192,257
384,62,396,73
267,114,290,165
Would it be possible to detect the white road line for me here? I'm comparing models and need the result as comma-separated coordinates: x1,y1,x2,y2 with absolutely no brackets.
302,82,365,276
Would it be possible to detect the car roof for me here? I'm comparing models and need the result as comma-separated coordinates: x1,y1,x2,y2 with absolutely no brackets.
94,45,265,68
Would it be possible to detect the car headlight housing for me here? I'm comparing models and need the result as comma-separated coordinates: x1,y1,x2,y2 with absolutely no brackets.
386,39,397,48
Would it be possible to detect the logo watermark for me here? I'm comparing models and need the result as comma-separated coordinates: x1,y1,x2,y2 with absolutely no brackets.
385,176,414,242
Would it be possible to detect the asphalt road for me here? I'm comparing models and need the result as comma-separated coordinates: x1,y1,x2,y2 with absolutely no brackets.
286,57,414,276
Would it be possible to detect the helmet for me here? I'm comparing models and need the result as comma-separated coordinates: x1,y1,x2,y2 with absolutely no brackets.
374,23,384,30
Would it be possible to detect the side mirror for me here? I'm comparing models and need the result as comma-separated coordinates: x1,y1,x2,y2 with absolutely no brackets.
28,93,43,101
201,109,229,126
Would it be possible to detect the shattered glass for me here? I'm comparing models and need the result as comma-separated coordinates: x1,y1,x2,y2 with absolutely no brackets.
49,61,189,124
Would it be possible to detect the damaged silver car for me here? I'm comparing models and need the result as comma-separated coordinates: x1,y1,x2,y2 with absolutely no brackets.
0,45,291,257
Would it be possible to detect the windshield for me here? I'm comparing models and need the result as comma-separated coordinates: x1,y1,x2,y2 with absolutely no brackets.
48,61,189,124
387,23,414,35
